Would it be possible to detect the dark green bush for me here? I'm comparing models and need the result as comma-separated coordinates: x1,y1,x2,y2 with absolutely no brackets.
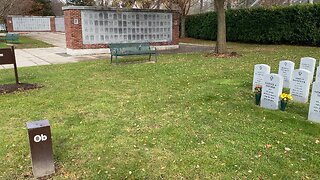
186,4,320,46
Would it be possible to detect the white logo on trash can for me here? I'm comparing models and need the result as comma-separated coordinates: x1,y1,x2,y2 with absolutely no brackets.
34,134,47,143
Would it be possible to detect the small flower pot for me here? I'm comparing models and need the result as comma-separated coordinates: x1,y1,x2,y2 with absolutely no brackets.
280,101,287,111
255,93,261,105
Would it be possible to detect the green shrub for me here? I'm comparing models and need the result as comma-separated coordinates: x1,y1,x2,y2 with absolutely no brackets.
186,4,320,46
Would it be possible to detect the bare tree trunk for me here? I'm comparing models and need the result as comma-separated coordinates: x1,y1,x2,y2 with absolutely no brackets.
227,0,232,9
200,0,203,13
156,0,161,9
180,15,186,38
245,0,250,7
250,0,261,7
215,0,227,54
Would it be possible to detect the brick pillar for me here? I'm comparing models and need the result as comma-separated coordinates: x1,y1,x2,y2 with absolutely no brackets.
6,17,13,32
172,13,180,45
50,17,56,32
64,10,83,49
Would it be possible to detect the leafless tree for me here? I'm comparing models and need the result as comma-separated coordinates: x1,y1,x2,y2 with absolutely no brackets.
0,0,34,21
135,0,163,8
200,0,203,12
135,0,157,8
111,0,135,7
97,0,110,6
163,0,195,38
51,0,65,16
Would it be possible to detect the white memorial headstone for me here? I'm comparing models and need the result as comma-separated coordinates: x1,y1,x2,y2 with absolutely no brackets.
260,73,283,110
316,66,320,82
308,82,320,123
290,69,311,103
252,64,271,91
278,60,295,88
300,57,316,83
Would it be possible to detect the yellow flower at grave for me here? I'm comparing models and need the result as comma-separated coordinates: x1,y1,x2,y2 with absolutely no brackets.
280,93,293,102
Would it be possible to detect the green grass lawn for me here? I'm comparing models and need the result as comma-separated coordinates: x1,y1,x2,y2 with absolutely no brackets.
0,36,53,49
0,41,320,179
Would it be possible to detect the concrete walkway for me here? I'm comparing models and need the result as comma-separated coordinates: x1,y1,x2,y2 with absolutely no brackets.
1,32,110,69
24,32,67,48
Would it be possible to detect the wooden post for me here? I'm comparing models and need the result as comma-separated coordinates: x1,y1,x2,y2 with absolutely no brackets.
11,46,19,84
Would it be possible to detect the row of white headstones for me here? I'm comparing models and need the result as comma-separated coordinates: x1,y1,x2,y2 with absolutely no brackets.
252,57,320,123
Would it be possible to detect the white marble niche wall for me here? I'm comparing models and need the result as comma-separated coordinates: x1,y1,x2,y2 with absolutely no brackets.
81,10,173,44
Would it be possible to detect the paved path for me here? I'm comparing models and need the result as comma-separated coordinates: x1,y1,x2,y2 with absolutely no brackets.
1,32,109,69
24,32,66,48
1,32,212,69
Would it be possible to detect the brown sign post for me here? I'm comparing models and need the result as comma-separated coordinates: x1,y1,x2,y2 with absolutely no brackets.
26,120,55,178
0,46,19,84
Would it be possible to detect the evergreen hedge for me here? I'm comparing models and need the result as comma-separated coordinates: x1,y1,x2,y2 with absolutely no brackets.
186,4,320,46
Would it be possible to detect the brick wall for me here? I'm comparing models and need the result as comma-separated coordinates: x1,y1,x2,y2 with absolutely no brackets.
64,10,85,49
63,7,180,51
50,17,56,32
6,17,13,32
172,12,180,45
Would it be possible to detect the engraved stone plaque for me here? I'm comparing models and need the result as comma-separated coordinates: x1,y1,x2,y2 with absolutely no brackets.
300,57,316,84
278,60,295,88
308,82,320,123
261,73,283,110
290,69,311,103
252,64,271,91
316,66,320,82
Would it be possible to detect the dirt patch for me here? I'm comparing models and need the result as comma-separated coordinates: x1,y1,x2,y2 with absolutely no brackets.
159,44,213,54
0,83,43,95
205,51,241,58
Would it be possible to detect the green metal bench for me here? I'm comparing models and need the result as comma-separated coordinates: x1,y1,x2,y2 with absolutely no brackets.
0,33,20,43
109,43,157,63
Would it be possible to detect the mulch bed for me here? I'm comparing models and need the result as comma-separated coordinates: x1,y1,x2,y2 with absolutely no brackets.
159,44,241,58
0,83,43,95
159,44,213,54
205,51,241,58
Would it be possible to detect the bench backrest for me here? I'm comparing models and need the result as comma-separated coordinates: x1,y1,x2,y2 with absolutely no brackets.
109,43,150,52
6,33,19,40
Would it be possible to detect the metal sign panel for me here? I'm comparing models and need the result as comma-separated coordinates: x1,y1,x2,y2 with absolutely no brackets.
26,120,55,178
0,48,15,65
0,46,19,84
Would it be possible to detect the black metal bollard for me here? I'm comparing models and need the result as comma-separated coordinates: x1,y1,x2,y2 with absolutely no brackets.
26,120,55,178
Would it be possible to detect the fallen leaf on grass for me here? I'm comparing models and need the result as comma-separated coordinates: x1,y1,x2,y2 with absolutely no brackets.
265,144,272,149
255,152,262,158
